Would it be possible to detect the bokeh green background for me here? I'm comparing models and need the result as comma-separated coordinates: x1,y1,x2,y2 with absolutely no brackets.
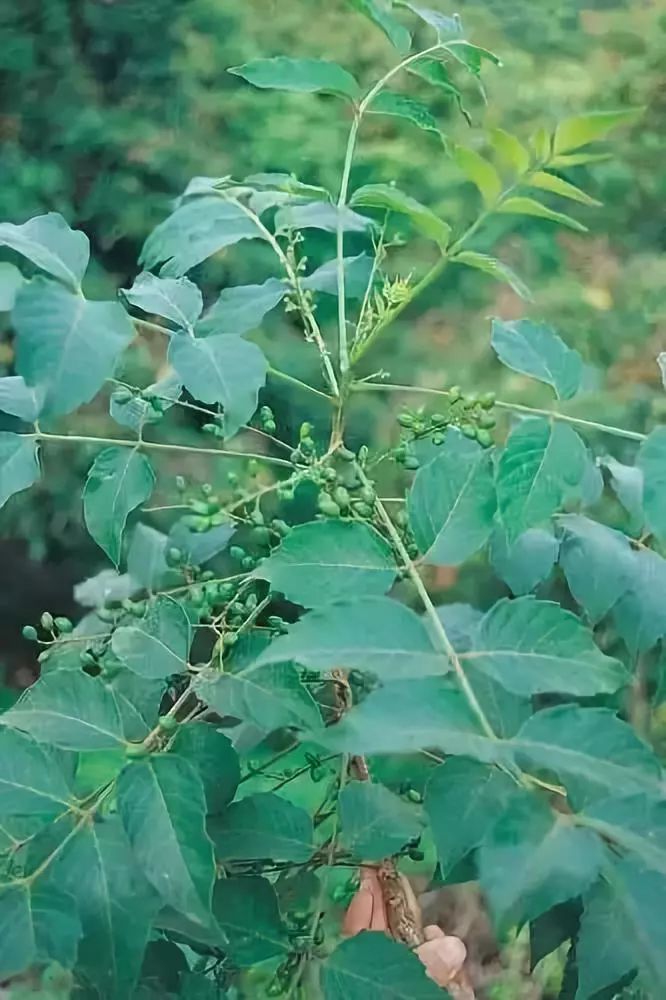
1,0,665,679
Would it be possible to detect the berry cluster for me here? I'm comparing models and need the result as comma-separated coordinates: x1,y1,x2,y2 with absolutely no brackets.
394,387,497,468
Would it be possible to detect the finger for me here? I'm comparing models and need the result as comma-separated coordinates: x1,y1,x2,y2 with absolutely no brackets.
342,886,374,936
416,935,467,987
423,924,446,941
369,878,389,931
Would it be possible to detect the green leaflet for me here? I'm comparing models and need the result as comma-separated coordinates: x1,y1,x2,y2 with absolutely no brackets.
612,548,666,655
253,596,445,680
425,760,516,874
117,755,216,922
0,262,25,310
110,373,182,434
0,728,72,818
445,41,501,79
209,792,314,863
557,514,635,623
0,376,43,421
83,447,155,566
491,319,583,400
496,196,587,232
170,724,240,815
348,0,411,55
122,272,203,331
0,884,81,980
496,418,587,542
322,932,443,1000
526,171,601,207
212,876,289,967
111,595,192,680
0,213,89,292
453,252,531,300
478,792,604,930
454,144,502,208
139,196,263,276
168,332,268,438
0,432,40,510
127,523,169,591
553,109,641,155
489,128,530,175
602,456,643,525
529,901,580,972
638,426,666,544
338,781,423,859
365,91,440,136
350,183,451,246
196,277,286,337
228,57,360,100
104,669,164,743
301,253,374,300
14,278,135,418
194,662,323,734
401,2,462,40
460,595,628,697
274,200,372,234
254,520,396,607
408,430,497,565
581,795,666,877
2,671,126,751
490,525,559,595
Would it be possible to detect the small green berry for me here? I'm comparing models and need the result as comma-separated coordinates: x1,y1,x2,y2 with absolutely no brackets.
299,421,313,441
404,455,420,470
40,612,54,631
480,391,496,409
167,546,183,566
463,392,478,407
158,715,179,734
80,650,97,668
250,508,265,526
201,483,213,496
476,428,494,448
460,423,477,439
318,493,341,517
264,419,277,434
477,411,496,429
241,555,256,571
431,413,448,426
251,526,271,546
22,625,38,641
397,412,415,428
227,471,239,487
432,432,445,445
448,385,462,402
354,502,373,518
359,485,376,505
407,788,423,803
332,486,351,509
272,519,291,537
230,545,246,562
97,607,116,624
202,423,217,435
248,459,259,477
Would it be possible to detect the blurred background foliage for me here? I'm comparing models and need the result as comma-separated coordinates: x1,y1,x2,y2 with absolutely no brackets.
1,0,665,682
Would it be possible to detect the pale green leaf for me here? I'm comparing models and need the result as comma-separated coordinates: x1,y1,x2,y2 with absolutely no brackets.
349,0,411,54
638,427,666,544
496,418,587,542
254,597,445,681
490,525,559,595
229,57,360,100
2,671,125,750
322,932,443,1000
0,213,89,292
117,755,215,922
0,884,81,980
302,254,374,299
491,319,583,400
112,595,191,680
140,197,263,276
196,277,286,337
122,272,203,331
460,596,628,697
408,429,497,565
0,728,72,818
581,795,666,878
366,90,440,135
454,145,502,207
350,183,450,246
527,171,601,207
212,876,289,966
425,760,515,874
210,792,314,863
401,2,462,39
255,520,396,607
83,447,155,566
169,333,268,437
274,200,372,234
168,519,235,567
339,781,422,859
478,792,604,929
530,126,551,161
170,723,240,814
14,278,135,417
490,128,530,175
548,152,611,168
453,252,531,300
127,523,169,591
0,432,40,510
105,668,164,742
444,40,502,78
497,196,587,231
602,455,644,529
612,548,666,655
557,514,635,623
194,662,323,734
110,373,182,434
0,376,43,421
74,569,137,608
0,262,25,310
553,109,641,155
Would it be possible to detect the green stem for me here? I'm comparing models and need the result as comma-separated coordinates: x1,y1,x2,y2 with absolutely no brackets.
267,365,334,403
352,382,647,443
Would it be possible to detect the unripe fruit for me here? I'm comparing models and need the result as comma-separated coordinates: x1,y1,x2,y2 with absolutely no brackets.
272,519,291,537
480,391,496,409
22,625,38,641
359,486,376,505
404,455,420,470
332,486,350,509
158,715,179,733
354,502,373,518
476,428,494,449
460,423,477,439
167,546,183,566
397,412,414,428
241,555,256,571
448,385,462,402
431,413,447,426
125,743,150,759
264,419,277,434
251,526,271,546
477,411,496,429
317,493,341,517
40,612,54,631
230,546,245,562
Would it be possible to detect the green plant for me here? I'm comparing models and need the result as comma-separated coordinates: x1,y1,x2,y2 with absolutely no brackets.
0,3,662,998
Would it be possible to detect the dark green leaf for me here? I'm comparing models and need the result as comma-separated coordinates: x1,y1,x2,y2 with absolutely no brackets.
527,171,601,207
0,884,81,980
366,90,440,135
0,376,43,421
491,319,583,400
445,40,502,77
122,272,203,330
170,723,240,814
0,262,24,310
490,525,559,594
210,792,314,863
302,253,374,299
557,515,635,623
105,669,164,742
408,430,497,565
0,728,72,818
349,0,411,55
453,252,531,300
638,427,666,544
0,432,40,510
612,549,666,655
255,520,396,607
83,447,155,566
529,901,580,971
478,792,604,930
460,596,628,697
169,333,268,438
140,939,189,994
581,795,666,877
110,373,182,433
339,782,423,859
212,876,288,966
229,57,360,100
0,213,89,292
2,671,125,750
350,183,450,246
140,197,263,276
496,418,587,542
401,2,462,39
127,523,169,591
112,595,191,679
14,278,135,417
454,145,502,208
168,518,235,566
196,277,286,337
117,755,215,921
322,932,443,999
553,110,641,155
497,196,587,232
254,597,444,680
425,760,515,874
274,200,372,234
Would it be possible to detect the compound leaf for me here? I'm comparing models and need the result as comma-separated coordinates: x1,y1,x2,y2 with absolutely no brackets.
453,252,531,300
83,447,155,566
527,171,601,207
